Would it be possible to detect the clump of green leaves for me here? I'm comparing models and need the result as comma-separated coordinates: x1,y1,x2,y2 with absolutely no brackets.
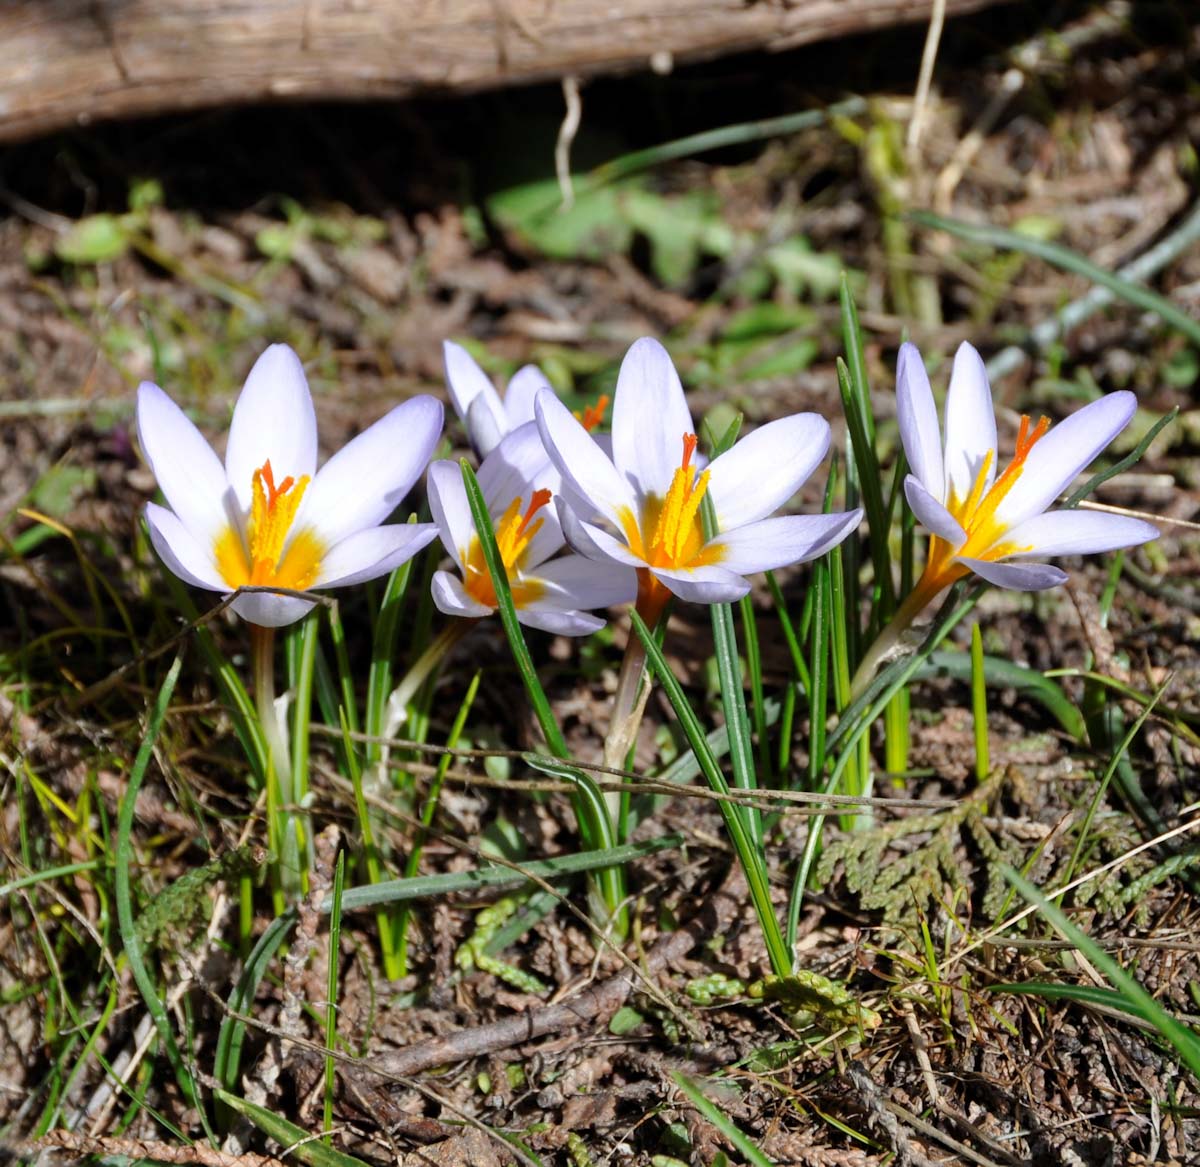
454,895,549,994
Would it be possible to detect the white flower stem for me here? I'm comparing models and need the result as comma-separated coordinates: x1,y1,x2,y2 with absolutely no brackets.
850,579,937,701
602,574,669,832
250,622,303,899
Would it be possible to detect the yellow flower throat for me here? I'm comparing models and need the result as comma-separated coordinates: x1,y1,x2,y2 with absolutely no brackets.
921,413,1050,591
216,459,323,591
619,433,722,571
463,489,552,610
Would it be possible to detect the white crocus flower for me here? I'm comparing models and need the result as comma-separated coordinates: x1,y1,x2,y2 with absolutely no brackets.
427,421,636,636
443,340,554,458
897,340,1158,607
534,337,861,619
137,343,443,627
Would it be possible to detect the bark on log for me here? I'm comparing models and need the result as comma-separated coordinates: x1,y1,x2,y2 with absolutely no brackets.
1,1,1013,145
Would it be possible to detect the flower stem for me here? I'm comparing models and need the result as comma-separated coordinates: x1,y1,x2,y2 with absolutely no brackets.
251,623,303,900
850,575,939,700
604,574,669,837
382,619,472,746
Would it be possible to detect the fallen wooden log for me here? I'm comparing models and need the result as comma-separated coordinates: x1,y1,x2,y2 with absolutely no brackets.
2,0,1013,144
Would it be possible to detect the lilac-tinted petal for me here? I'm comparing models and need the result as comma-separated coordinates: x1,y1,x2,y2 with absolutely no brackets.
536,389,637,527
707,511,862,575
444,341,505,432
144,502,226,591
993,392,1138,529
706,413,831,530
478,421,557,513
942,342,997,507
230,590,317,627
534,555,638,609
301,395,443,544
316,523,440,589
504,365,551,427
466,395,505,458
956,556,1068,592
558,505,646,569
1001,509,1159,559
610,338,695,499
225,345,318,512
904,476,967,545
651,563,750,604
427,460,472,570
517,606,605,636
895,342,944,499
431,569,492,619
136,382,230,542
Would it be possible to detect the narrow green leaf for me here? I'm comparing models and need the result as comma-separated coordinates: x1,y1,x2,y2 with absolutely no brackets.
1002,866,1200,1081
672,1075,776,1167
912,211,1200,347
215,1089,375,1167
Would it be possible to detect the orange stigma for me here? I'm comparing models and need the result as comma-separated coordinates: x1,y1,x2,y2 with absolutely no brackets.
575,394,610,433
618,432,722,573
463,488,552,609
214,457,322,591
917,412,1052,598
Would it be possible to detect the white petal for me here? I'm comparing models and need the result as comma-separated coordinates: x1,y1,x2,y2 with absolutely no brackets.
225,345,318,513
956,556,1067,592
427,460,473,571
895,342,944,499
504,365,551,427
144,502,226,591
1001,509,1159,559
301,395,443,544
533,555,638,609
517,606,605,636
536,389,637,528
651,563,750,604
230,590,317,627
316,523,440,589
431,569,493,619
444,341,505,433
942,342,997,507
559,505,646,569
992,392,1138,529
478,421,558,512
904,476,967,545
136,382,230,543
707,511,861,575
610,338,695,499
706,413,831,530
466,396,505,458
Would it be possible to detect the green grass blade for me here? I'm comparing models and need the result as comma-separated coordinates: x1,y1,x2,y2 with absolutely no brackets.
115,653,202,1112
673,1074,776,1167
1063,407,1178,509
323,848,345,1143
916,651,1086,739
970,624,989,782
912,211,1200,346
1002,865,1200,1081
459,459,623,925
365,531,418,766
739,594,772,785
215,1089,374,1167
630,609,790,977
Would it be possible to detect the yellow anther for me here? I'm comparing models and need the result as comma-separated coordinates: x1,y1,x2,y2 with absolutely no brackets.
463,490,552,610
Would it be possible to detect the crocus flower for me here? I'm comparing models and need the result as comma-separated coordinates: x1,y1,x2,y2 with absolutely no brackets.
137,343,443,627
444,341,553,458
897,340,1158,609
427,420,636,635
534,337,862,616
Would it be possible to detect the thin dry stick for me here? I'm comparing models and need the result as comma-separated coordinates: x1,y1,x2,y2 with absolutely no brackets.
906,0,946,156
556,74,582,209
363,868,746,1078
